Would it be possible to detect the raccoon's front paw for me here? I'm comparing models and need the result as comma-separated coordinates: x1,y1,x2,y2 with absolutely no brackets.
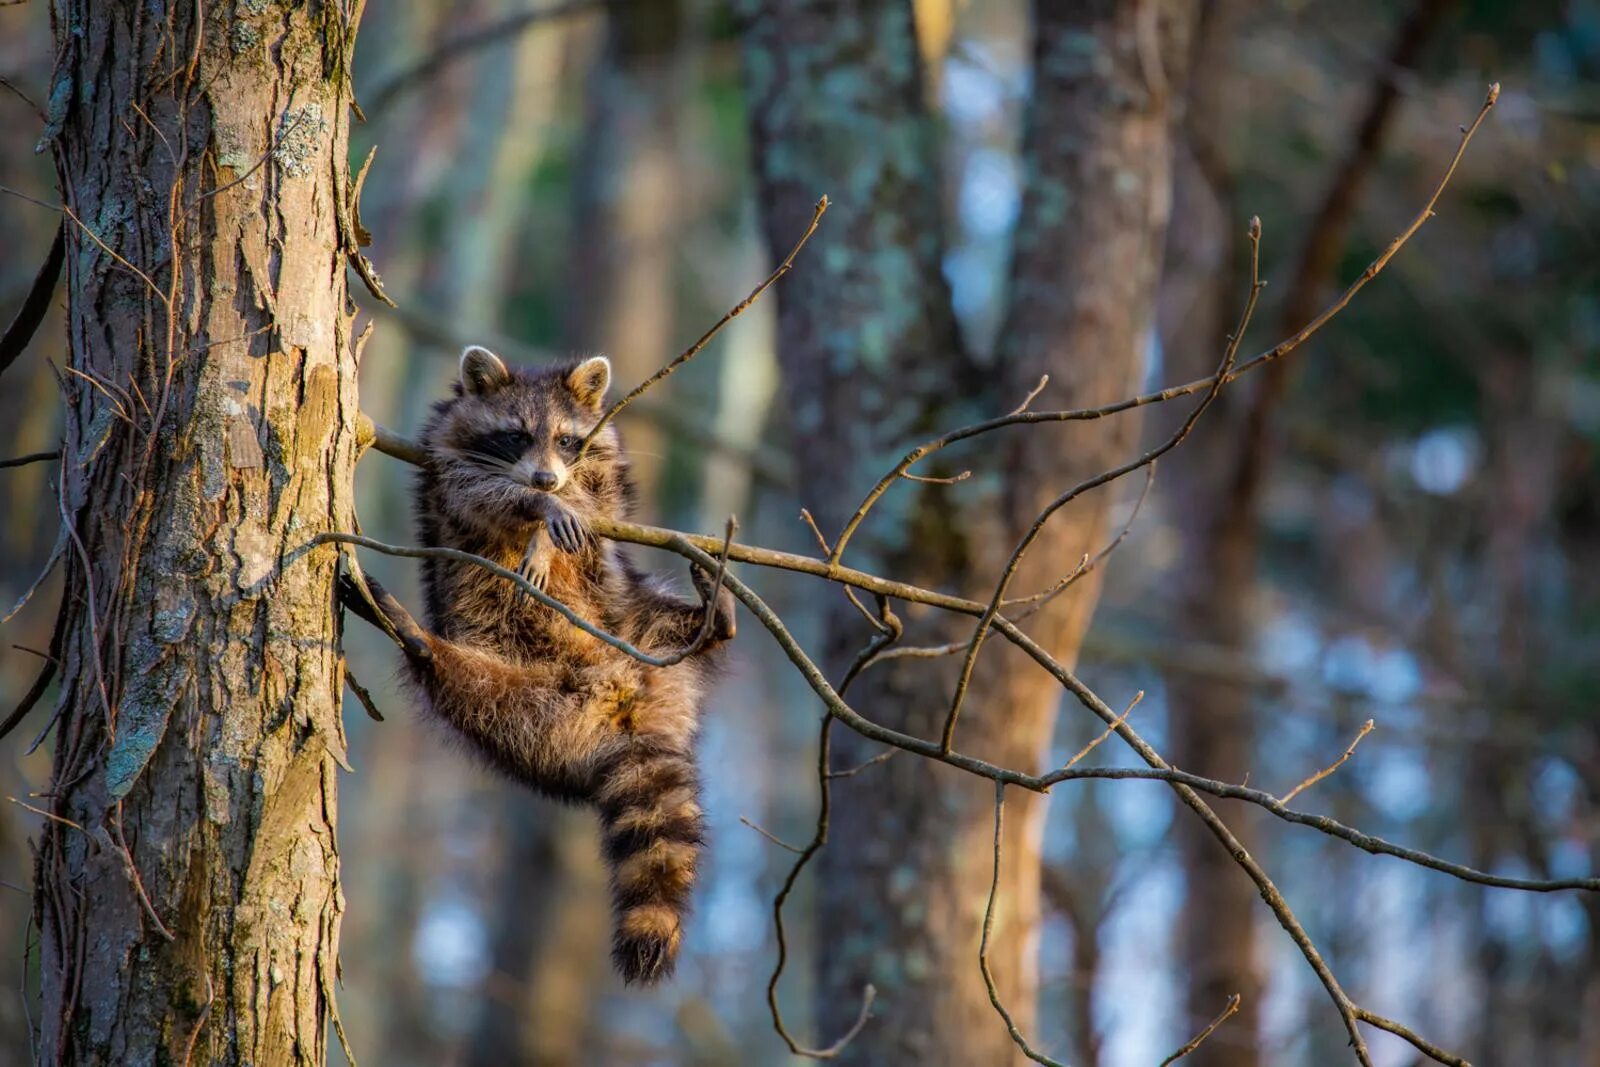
524,496,588,554
519,539,551,591
546,505,590,554
690,564,737,642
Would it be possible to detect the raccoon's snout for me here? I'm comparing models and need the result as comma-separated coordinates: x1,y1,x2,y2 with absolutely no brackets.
530,470,559,491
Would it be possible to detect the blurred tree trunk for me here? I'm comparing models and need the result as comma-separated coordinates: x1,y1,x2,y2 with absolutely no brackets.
1159,3,1450,1059
34,3,362,1063
740,1,1194,1061
1155,2,1264,1060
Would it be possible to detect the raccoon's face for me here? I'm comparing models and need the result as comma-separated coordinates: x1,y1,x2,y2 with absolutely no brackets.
433,346,613,498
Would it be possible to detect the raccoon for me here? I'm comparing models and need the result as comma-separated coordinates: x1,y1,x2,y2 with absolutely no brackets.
343,346,736,984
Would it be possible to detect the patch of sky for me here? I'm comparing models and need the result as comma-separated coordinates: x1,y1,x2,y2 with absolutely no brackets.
1320,633,1422,704
1542,895,1590,964
698,708,773,960
942,48,1009,127
1140,325,1164,392
412,894,489,990
1256,608,1321,677
958,147,1020,239
1408,425,1480,496
1531,755,1580,818
1363,745,1432,822
1104,778,1174,847
943,244,1001,326
1097,863,1180,1067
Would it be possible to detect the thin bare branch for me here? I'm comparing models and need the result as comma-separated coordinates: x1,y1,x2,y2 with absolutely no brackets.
314,533,699,669
342,667,385,723
1063,690,1143,770
980,782,1068,1066
1280,719,1375,804
8,796,85,834
1160,994,1242,1066
1010,374,1051,416
579,195,827,457
0,451,62,470
738,816,805,855
826,749,895,780
1354,1007,1471,1067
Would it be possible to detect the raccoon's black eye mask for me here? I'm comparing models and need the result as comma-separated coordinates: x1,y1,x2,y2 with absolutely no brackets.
465,429,534,464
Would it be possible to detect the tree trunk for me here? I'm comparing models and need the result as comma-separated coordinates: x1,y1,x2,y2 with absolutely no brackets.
1160,4,1450,1058
1156,3,1265,1059
739,1,1194,1061
35,3,363,1063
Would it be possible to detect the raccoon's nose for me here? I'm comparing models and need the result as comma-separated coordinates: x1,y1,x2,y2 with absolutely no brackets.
531,471,558,491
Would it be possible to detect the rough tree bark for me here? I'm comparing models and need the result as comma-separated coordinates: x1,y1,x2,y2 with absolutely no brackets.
740,1,1195,1060
33,3,364,1063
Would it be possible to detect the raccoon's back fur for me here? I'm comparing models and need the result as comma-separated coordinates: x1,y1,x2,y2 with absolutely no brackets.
387,346,734,984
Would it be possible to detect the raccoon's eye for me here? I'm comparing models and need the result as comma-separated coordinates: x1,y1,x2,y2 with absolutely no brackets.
466,430,533,464
557,433,581,451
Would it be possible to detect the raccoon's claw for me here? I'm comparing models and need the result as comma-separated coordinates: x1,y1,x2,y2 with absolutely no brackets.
546,509,589,554
519,544,550,591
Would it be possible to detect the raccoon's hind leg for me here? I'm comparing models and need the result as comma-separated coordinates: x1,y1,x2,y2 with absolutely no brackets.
340,575,605,789
593,736,704,984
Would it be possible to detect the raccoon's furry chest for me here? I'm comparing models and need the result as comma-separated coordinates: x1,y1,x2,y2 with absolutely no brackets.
428,541,631,670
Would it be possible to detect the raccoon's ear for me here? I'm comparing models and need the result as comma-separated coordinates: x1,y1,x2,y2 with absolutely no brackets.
459,346,511,395
565,356,611,411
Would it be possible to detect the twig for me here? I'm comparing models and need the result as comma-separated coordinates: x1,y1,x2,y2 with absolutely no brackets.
1063,691,1143,769
179,974,215,1067
1010,374,1050,415
578,195,828,457
193,111,306,203
764,604,896,1059
980,782,1067,1066
1354,1007,1470,1067
901,468,970,485
3,531,63,624
0,450,63,470
1279,719,1375,804
798,508,888,634
738,816,805,854
1160,994,1242,1066
343,667,385,722
826,750,895,780
0,74,45,122
1003,462,1156,612
113,804,175,942
7,796,85,834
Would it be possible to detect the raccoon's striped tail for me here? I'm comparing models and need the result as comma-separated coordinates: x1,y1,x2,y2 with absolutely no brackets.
594,739,704,984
